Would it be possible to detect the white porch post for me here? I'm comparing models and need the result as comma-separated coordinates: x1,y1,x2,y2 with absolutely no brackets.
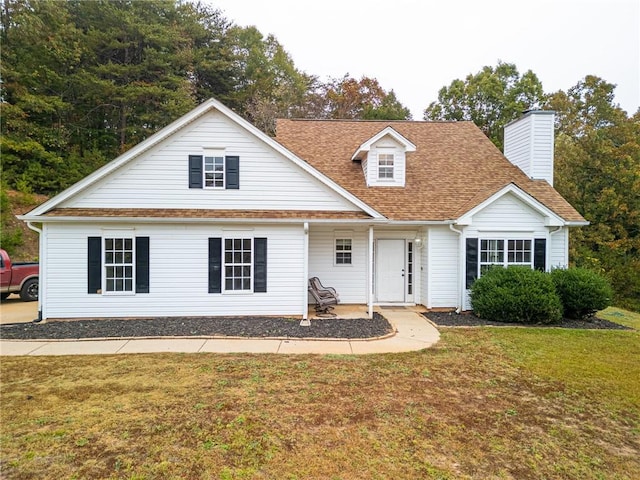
301,222,310,325
368,225,374,319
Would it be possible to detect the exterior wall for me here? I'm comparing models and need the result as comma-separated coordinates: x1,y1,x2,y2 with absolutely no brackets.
42,222,306,319
308,226,369,304
427,226,459,308
504,111,555,186
462,192,558,310
365,137,406,187
549,227,569,269
61,110,359,212
420,228,429,308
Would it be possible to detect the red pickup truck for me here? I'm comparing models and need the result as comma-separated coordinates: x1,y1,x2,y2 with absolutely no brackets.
0,249,39,302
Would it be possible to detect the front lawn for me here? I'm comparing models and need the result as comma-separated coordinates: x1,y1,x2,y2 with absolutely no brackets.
1,327,638,479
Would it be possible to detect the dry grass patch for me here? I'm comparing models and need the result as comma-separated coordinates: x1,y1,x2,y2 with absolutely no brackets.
1,329,639,479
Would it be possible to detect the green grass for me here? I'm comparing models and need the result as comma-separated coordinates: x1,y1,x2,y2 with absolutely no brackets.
597,306,640,330
1,327,639,479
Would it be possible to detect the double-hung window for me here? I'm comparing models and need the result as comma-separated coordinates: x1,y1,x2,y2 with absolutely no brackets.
480,239,532,275
104,238,134,293
204,155,225,188
88,236,149,295
378,153,394,180
335,238,352,265
224,238,252,291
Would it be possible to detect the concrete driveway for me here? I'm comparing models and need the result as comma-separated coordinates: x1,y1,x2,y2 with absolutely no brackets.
0,295,38,324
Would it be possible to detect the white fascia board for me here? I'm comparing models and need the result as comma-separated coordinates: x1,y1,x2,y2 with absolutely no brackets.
456,183,566,226
351,126,417,160
17,214,389,225
27,98,384,220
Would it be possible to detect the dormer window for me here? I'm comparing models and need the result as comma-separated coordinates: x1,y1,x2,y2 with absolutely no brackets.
351,126,415,188
378,153,395,180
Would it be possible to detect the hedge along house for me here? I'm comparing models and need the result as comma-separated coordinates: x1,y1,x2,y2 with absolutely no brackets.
20,100,587,321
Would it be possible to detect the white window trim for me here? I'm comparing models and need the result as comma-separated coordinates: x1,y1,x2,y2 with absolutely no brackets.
377,152,395,181
334,238,353,266
479,238,533,277
223,237,254,294
203,150,226,190
102,235,135,296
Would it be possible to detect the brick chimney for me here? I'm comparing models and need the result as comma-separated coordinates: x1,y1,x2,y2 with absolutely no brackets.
503,110,555,186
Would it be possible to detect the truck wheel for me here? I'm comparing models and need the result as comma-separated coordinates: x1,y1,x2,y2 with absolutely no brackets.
20,278,38,302
0,292,10,302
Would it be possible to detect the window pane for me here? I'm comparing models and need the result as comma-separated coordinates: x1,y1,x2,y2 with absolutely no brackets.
234,252,242,263
234,278,242,290
225,252,233,263
107,279,114,291
243,278,251,290
225,266,233,277
105,252,114,264
225,279,233,290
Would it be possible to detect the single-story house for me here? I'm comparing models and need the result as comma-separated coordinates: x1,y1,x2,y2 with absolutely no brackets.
20,99,587,321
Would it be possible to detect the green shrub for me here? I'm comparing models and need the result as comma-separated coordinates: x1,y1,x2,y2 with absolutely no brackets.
470,266,562,324
551,267,613,319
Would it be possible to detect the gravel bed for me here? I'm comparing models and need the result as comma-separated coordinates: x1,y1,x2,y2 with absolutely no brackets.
423,311,632,330
0,312,393,340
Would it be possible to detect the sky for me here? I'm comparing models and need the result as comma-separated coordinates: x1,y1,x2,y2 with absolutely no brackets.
207,0,639,119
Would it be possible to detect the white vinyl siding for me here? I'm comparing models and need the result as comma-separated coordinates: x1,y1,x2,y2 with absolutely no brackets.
504,111,554,186
427,227,459,308
60,110,361,212
42,223,305,319
549,228,569,269
308,227,368,304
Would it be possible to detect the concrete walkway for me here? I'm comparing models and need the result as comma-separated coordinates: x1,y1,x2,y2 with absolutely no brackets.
0,309,440,356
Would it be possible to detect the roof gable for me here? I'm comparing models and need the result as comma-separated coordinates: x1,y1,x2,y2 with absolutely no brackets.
351,126,416,161
27,99,383,219
456,183,565,226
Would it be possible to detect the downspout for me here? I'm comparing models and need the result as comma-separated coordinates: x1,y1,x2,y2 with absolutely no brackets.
300,222,310,326
26,222,43,322
368,225,374,319
449,224,464,314
549,226,564,270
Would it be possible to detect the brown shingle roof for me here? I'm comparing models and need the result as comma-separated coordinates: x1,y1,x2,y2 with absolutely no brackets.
275,119,585,223
46,208,372,220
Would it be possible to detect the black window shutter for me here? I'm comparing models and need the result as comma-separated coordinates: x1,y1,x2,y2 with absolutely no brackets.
88,237,102,294
465,238,479,289
534,238,547,271
136,237,150,293
225,156,240,189
208,238,222,293
254,237,267,293
189,155,203,188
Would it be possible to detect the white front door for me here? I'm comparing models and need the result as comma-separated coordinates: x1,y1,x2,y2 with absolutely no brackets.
376,239,405,302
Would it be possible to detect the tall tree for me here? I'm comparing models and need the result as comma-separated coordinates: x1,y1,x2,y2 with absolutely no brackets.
423,61,545,149
548,76,640,309
319,75,411,120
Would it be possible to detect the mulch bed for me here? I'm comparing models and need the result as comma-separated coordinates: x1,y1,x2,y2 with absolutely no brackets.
424,311,632,330
0,312,394,340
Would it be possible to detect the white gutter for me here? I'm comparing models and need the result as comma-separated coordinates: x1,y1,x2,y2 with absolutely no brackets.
449,224,464,314
26,222,44,321
18,215,459,226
